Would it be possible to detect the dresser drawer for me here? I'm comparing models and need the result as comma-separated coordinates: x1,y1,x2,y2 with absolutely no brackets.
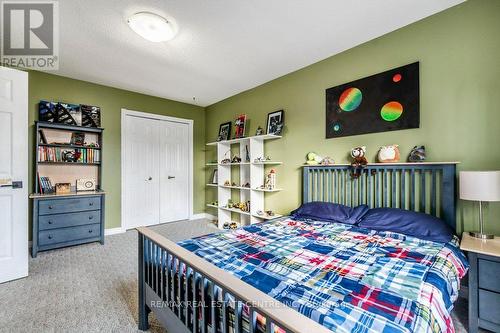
479,258,500,293
39,210,101,230
478,289,500,324
38,223,101,246
39,196,101,215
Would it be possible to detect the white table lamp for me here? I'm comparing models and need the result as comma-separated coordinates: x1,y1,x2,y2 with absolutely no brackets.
460,171,500,239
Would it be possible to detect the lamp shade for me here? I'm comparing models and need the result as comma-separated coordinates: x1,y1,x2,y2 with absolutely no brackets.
459,171,500,202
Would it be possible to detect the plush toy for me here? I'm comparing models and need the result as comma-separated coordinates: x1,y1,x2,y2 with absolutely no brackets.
305,152,323,165
351,146,368,167
378,145,400,163
408,145,426,162
350,146,368,178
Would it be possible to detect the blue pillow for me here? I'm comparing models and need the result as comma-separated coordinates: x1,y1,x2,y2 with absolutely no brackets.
357,208,455,243
290,202,369,225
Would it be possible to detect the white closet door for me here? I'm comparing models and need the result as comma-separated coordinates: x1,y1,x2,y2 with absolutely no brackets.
123,115,160,228
160,121,189,222
0,67,28,283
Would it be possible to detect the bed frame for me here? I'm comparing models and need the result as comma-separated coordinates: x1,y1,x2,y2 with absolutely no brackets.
137,162,458,333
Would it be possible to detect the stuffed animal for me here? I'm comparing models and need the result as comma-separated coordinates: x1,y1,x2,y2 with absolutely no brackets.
408,145,426,162
306,152,323,165
351,146,368,167
377,145,400,163
350,146,367,178
320,156,335,165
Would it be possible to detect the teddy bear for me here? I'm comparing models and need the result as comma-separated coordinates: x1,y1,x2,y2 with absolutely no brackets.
377,145,400,163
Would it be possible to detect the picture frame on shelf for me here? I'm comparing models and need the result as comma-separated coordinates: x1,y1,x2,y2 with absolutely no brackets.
211,169,218,184
266,110,284,135
234,114,247,139
217,121,231,141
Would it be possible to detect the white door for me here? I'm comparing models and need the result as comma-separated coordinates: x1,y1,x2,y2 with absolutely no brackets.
122,111,191,229
160,121,190,222
0,67,28,284
123,115,160,228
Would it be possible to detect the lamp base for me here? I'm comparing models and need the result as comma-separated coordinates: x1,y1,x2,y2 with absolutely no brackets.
469,231,494,240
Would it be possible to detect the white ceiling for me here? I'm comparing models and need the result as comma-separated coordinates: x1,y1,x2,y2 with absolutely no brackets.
51,0,464,107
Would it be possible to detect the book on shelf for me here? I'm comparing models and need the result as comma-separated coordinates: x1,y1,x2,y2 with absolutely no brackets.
38,146,100,163
37,173,54,194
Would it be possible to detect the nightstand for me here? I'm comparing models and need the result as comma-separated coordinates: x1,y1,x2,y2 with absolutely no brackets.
461,233,500,333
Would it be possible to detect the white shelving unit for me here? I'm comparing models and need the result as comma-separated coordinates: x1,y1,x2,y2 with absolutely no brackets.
206,134,282,229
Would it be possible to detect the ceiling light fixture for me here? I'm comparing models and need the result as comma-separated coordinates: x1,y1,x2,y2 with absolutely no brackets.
127,12,176,42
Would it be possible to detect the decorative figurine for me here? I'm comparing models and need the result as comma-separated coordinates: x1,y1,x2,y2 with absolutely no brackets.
320,156,335,165
408,145,426,162
350,146,368,178
231,181,238,187
224,180,231,186
255,126,264,136
229,222,238,229
245,145,250,162
231,156,242,163
265,169,277,190
223,222,230,229
378,145,400,163
242,182,250,188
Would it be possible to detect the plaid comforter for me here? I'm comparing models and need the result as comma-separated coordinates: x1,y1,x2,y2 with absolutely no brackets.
179,218,468,333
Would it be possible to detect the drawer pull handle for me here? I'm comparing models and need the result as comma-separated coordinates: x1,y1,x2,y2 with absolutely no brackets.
48,235,53,239
48,205,53,209
48,220,53,224
88,230,93,233
89,202,94,206
88,215,93,220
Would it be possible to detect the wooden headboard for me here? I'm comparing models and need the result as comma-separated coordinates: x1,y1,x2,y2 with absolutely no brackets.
302,162,458,229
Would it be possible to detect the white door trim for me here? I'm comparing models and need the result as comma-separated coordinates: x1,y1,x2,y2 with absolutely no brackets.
121,109,194,230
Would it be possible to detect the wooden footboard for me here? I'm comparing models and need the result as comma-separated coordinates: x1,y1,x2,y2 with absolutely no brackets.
137,227,332,333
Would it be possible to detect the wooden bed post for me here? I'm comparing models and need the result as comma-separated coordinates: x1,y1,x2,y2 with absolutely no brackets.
138,232,150,331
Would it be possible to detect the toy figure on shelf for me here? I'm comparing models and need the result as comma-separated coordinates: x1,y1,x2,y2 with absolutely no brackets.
265,169,277,190
350,146,367,179
378,145,400,163
224,180,231,186
223,222,230,230
305,152,323,165
231,156,242,163
320,156,335,165
255,126,264,136
245,145,250,162
229,222,238,229
408,145,426,162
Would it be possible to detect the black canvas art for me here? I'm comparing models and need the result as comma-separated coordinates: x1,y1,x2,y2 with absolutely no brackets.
81,104,101,128
39,100,57,122
326,62,419,138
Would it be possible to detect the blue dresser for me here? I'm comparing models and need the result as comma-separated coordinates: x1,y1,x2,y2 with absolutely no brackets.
31,193,105,257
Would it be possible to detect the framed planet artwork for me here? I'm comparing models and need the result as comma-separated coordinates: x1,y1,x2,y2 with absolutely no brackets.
326,62,419,138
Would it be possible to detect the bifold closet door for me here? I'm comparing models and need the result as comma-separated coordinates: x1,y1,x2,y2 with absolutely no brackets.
123,115,160,228
159,120,189,222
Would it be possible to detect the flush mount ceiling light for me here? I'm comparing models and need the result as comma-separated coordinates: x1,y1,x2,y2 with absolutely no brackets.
127,12,176,42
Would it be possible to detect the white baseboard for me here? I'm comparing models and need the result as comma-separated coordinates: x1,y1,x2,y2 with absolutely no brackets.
190,213,216,221
105,227,125,236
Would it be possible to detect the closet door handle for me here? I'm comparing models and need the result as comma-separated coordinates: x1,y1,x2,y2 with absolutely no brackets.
145,177,152,181
168,176,175,179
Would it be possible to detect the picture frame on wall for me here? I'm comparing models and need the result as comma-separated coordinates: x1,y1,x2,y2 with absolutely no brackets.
217,121,231,141
211,169,218,184
234,114,247,139
266,110,284,135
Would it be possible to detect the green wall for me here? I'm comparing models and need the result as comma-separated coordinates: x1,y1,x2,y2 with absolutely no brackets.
28,71,206,232
205,0,500,235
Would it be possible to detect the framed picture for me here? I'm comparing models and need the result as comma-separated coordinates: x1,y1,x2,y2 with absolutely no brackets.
217,122,231,141
234,114,247,139
326,62,419,138
211,169,218,184
266,110,284,135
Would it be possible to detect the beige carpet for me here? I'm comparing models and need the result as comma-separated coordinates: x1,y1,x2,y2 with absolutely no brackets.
0,219,474,332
